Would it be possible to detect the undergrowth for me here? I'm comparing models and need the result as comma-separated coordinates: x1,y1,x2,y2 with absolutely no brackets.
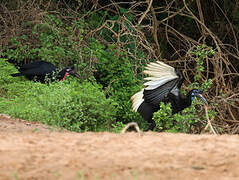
0,60,116,132
1,12,148,130
89,39,145,125
0,5,220,133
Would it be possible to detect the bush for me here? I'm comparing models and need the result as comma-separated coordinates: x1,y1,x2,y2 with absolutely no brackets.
2,14,90,79
88,39,146,126
0,59,116,132
153,101,202,133
1,11,150,131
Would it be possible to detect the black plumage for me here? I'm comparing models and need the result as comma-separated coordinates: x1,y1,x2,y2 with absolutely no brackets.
11,60,80,83
131,61,208,131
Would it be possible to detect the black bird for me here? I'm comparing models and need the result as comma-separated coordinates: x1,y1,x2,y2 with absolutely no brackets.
11,60,80,83
131,61,208,131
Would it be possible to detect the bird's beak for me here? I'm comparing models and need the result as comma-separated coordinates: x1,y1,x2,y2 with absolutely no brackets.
73,72,81,78
69,70,80,78
196,94,208,106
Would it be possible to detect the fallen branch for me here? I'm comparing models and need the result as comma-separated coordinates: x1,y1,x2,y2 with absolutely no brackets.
203,105,217,135
121,122,142,135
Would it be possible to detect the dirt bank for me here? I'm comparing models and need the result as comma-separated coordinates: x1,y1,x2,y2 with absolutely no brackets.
0,114,238,180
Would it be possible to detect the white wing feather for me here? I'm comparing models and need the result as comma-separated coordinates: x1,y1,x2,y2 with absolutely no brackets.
144,76,177,90
143,61,178,90
131,61,179,112
131,90,144,112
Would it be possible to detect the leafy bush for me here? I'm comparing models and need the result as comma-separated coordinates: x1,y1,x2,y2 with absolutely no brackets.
2,14,89,78
0,58,33,98
153,101,208,133
0,59,116,132
88,39,146,126
1,11,150,131
111,121,126,133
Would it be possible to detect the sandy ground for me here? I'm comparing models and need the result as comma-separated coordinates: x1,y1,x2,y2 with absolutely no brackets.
0,114,239,180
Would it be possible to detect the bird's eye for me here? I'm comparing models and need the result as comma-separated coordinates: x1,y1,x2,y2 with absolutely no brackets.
193,89,198,93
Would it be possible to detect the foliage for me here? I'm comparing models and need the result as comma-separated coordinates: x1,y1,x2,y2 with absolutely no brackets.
85,9,152,129
153,102,199,133
153,100,216,133
88,38,147,127
189,45,214,90
153,102,174,132
2,14,88,76
0,60,116,132
0,10,149,131
111,121,126,133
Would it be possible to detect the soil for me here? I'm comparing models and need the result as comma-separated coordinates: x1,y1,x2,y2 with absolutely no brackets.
0,114,239,180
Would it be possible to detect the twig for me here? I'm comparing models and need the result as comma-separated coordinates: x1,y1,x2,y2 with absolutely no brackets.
121,122,142,135
150,3,160,55
137,0,153,25
203,105,217,135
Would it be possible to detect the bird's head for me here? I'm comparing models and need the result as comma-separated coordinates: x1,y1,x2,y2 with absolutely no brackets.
60,66,80,81
190,89,208,105
65,67,80,78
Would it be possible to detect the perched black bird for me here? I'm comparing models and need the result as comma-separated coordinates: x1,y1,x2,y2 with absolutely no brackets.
11,60,80,83
131,61,208,131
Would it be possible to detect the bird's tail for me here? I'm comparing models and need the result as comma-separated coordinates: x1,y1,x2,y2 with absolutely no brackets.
131,90,144,112
11,73,22,77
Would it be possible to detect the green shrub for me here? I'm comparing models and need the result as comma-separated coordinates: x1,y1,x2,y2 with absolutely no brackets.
111,121,126,133
0,59,116,132
0,58,33,98
153,101,204,133
0,80,117,132
2,14,89,78
88,39,146,126
1,11,149,131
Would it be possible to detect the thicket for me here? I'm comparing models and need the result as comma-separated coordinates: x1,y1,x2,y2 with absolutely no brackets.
0,60,116,132
0,0,239,133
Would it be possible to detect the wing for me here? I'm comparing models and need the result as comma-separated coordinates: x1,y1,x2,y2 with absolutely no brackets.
142,61,183,106
131,61,184,111
131,90,144,112
20,61,55,70
19,61,56,75
19,68,52,76
143,78,180,105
